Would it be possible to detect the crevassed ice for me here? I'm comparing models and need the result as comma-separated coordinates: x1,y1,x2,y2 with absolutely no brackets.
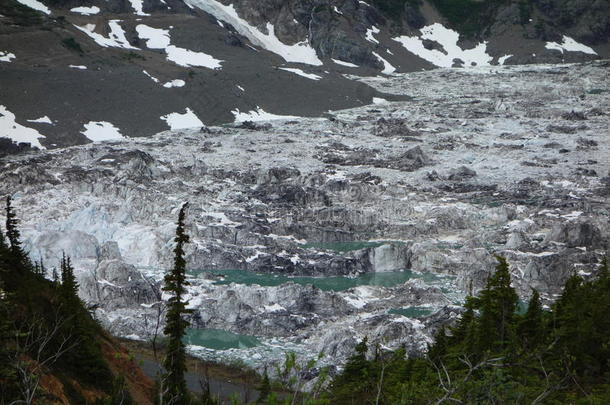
0,105,46,149
545,36,597,55
231,107,299,123
184,0,322,66
393,23,493,68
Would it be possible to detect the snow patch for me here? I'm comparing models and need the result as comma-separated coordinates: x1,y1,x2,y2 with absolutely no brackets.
372,52,396,74
136,24,222,69
365,26,380,44
70,6,100,15
0,105,46,149
498,54,513,65
69,64,87,70
128,0,150,16
185,0,322,65
393,23,493,68
160,108,203,130
16,0,50,15
81,121,125,142
545,36,597,55
278,67,321,80
136,25,171,49
27,116,53,124
0,51,16,63
332,58,358,68
264,303,285,313
231,107,299,123
165,45,222,68
163,79,186,88
75,20,138,50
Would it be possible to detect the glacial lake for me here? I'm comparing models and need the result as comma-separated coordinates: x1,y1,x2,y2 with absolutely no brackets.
388,306,435,318
189,269,448,291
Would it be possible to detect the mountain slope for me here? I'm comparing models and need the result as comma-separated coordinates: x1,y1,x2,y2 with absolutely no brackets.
0,0,608,152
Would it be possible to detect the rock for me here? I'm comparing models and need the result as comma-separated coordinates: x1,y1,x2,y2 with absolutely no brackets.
543,221,604,248
562,110,587,120
447,166,477,180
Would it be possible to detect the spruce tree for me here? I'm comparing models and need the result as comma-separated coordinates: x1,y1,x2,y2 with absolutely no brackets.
477,256,518,353
4,196,31,269
0,225,7,252
60,253,81,310
518,289,544,349
161,203,191,404
257,369,271,404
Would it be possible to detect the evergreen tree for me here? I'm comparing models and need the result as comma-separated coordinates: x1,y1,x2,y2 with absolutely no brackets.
161,203,191,404
5,196,31,269
256,369,271,404
60,253,81,310
517,289,544,350
477,256,518,352
0,224,7,252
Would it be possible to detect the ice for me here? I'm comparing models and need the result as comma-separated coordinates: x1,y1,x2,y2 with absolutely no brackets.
70,6,100,15
15,0,50,15
0,51,16,62
278,67,322,80
231,107,299,123
128,0,150,16
75,20,138,50
69,65,87,69
185,0,322,65
27,116,53,124
372,52,396,74
81,121,125,142
393,23,493,68
545,36,597,55
0,105,46,148
160,108,203,130
332,58,359,68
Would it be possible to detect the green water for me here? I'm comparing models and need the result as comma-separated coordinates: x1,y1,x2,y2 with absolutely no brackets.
300,241,387,252
388,306,435,318
184,329,260,350
191,269,446,291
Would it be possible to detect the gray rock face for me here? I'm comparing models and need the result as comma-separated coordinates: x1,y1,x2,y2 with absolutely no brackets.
544,221,604,248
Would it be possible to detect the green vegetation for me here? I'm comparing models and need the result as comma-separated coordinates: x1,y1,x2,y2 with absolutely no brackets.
326,256,610,404
62,37,84,54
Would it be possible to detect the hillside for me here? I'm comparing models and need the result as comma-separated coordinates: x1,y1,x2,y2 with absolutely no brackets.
1,0,608,151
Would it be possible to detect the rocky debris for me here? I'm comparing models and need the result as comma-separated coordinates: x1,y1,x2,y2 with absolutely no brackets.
447,166,477,181
374,118,421,139
543,221,605,249
562,111,587,120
